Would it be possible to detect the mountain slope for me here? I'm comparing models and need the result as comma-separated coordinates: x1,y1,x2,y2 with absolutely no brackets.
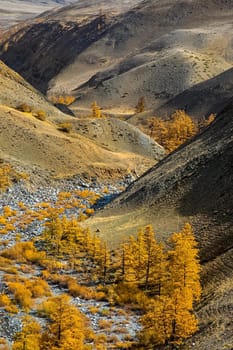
156,66,233,119
1,0,233,112
86,101,233,348
0,0,141,93
0,60,164,183
0,0,75,29
0,60,67,119
88,102,233,256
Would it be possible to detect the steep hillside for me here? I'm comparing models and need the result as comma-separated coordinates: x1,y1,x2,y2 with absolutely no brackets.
86,101,233,348
156,66,233,119
88,101,233,255
70,117,164,161
1,0,233,113
0,0,75,29
0,105,156,181
0,0,141,93
0,60,67,119
0,60,164,183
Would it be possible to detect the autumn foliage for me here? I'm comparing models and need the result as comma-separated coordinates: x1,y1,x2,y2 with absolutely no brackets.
144,110,198,152
139,223,201,347
49,95,75,106
91,101,102,118
0,163,28,192
0,175,202,349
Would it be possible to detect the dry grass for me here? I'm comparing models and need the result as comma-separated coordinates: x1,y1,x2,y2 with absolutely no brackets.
0,104,158,183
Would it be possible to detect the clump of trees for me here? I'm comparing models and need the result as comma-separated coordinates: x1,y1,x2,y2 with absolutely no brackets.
0,179,202,349
145,110,197,152
13,295,91,350
138,223,201,347
49,95,76,106
143,110,215,153
39,217,201,346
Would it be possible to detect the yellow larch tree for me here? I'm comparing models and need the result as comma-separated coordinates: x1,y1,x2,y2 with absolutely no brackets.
164,110,197,152
139,223,201,347
142,225,166,291
40,294,89,350
120,225,166,292
91,101,102,118
12,316,41,350
43,214,64,257
140,291,198,347
95,241,111,283
167,222,201,304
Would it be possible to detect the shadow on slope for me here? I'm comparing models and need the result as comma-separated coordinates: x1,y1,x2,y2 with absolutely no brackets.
86,99,233,349
157,67,233,119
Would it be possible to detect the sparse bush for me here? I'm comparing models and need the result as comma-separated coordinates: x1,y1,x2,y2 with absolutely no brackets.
16,103,32,113
5,304,18,314
0,294,11,307
7,282,33,311
33,110,46,121
88,306,99,314
85,208,94,216
98,319,113,330
0,337,10,350
0,163,28,192
26,278,51,298
1,241,45,264
99,308,110,317
115,341,133,349
68,280,96,300
57,122,72,133
135,97,145,113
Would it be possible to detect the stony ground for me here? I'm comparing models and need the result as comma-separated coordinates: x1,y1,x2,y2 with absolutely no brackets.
0,176,142,348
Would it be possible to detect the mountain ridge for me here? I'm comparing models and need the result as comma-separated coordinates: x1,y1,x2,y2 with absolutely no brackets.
1,0,233,117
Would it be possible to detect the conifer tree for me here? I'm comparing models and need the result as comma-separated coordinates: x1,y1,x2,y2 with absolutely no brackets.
12,316,41,350
91,101,101,118
139,223,201,347
140,292,198,346
43,214,64,256
96,241,111,283
121,225,166,291
167,223,201,303
40,294,88,350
